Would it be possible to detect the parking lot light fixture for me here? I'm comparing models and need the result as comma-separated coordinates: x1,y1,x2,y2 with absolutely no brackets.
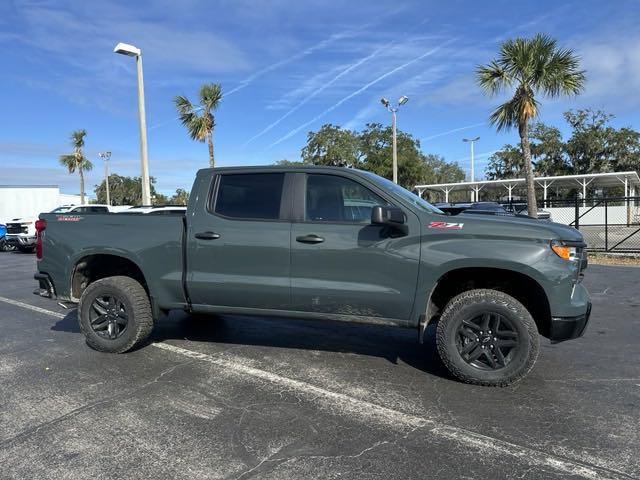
98,151,112,205
463,136,480,201
380,96,409,184
114,42,151,205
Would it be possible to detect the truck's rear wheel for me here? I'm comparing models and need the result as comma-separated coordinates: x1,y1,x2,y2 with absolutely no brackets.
78,276,153,353
436,289,539,387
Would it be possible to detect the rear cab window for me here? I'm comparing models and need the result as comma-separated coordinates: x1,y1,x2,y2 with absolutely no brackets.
73,206,109,213
213,173,285,220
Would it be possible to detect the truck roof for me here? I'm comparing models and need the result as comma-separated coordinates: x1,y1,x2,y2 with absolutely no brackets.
197,165,362,175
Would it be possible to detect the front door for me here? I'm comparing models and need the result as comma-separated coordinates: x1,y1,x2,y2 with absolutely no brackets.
187,172,291,310
290,173,420,321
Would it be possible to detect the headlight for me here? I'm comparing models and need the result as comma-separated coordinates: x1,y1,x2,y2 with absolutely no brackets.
551,240,579,261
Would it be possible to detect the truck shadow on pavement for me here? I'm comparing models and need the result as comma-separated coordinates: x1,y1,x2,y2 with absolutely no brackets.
50,310,452,381
156,312,453,380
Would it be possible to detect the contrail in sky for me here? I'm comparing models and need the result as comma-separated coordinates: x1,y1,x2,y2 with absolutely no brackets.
244,41,394,145
269,38,455,148
225,28,365,97
453,150,498,164
423,122,486,141
149,27,365,131
149,107,203,131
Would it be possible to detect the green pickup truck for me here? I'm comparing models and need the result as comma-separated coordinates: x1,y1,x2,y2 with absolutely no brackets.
34,166,591,386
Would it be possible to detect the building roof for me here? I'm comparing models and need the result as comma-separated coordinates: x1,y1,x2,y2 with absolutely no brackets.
415,171,640,193
0,185,59,189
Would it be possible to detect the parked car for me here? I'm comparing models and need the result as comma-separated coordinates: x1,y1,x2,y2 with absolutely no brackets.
5,205,132,252
124,205,187,214
4,218,38,252
503,203,552,221
35,166,590,386
50,204,133,214
436,202,513,217
437,202,552,221
0,223,10,251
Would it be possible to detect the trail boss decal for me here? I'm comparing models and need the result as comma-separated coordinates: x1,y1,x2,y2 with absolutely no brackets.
428,221,464,230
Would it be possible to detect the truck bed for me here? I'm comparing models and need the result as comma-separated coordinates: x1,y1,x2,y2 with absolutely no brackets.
38,212,187,308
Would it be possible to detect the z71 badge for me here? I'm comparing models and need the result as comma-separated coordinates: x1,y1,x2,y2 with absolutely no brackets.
428,221,464,230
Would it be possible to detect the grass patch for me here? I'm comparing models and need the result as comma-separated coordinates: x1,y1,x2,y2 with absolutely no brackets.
588,252,640,266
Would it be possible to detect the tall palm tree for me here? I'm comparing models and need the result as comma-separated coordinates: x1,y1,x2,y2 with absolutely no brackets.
174,83,222,168
476,34,585,217
59,129,93,205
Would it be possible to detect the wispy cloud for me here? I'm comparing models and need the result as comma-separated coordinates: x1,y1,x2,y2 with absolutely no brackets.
269,37,456,148
2,2,251,115
423,122,486,141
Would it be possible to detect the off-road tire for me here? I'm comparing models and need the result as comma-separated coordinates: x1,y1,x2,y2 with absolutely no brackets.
436,289,539,387
79,276,153,353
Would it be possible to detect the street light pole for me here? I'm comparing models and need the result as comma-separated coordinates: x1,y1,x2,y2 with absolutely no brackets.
98,151,112,205
381,96,409,184
391,109,398,184
463,136,480,201
114,42,151,205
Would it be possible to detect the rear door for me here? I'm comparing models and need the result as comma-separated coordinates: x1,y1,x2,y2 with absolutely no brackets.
290,172,421,321
186,172,292,310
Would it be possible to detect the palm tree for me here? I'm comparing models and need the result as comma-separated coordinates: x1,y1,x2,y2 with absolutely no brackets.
476,34,585,217
174,83,222,168
59,129,93,205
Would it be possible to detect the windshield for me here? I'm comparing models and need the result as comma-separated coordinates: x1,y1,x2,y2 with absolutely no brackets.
360,171,444,214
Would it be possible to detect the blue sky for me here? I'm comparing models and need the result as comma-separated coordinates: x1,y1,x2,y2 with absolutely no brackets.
1,0,640,195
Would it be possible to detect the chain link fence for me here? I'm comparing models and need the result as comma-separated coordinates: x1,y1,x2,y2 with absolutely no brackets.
540,196,640,252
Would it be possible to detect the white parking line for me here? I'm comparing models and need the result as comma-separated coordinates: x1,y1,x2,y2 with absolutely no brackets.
0,296,631,480
0,296,65,319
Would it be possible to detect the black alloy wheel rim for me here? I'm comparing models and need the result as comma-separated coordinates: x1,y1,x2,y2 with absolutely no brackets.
455,312,520,370
89,294,129,340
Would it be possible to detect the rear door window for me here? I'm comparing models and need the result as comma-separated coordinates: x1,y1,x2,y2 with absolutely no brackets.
214,173,285,220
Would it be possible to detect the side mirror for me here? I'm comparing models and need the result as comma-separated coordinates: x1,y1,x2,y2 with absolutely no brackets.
371,205,407,234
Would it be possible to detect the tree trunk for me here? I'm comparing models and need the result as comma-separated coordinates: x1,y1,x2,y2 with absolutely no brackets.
519,121,538,218
79,165,86,205
208,130,214,168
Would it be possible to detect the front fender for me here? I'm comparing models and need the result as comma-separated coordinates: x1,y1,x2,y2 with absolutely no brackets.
411,235,576,326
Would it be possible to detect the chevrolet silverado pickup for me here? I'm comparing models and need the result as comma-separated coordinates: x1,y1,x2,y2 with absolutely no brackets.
34,166,591,386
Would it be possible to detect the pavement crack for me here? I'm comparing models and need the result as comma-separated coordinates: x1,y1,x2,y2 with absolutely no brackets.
0,359,193,448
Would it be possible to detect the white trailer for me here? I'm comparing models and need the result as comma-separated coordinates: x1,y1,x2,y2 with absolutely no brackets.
0,185,81,224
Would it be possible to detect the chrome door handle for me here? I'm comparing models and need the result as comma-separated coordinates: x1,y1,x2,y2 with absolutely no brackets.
296,234,324,244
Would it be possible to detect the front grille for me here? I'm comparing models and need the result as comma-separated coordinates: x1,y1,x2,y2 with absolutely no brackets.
6,223,28,234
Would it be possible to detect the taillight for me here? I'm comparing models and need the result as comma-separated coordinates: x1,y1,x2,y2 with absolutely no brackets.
35,219,46,260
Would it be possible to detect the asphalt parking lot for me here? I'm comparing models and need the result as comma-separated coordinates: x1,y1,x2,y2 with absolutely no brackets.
0,252,638,480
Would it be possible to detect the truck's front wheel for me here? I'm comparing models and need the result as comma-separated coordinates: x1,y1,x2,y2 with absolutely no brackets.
79,276,154,353
436,289,539,387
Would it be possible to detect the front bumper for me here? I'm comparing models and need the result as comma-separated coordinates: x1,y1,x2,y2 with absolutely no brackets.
550,302,591,343
6,235,36,246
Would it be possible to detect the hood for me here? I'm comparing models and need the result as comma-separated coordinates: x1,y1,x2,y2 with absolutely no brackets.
447,212,584,243
7,218,38,224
